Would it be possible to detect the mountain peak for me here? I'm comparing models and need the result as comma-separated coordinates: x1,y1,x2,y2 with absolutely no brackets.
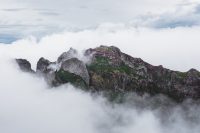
16,46,200,102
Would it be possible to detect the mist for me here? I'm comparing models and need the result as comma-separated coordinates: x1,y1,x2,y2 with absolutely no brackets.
1,25,200,133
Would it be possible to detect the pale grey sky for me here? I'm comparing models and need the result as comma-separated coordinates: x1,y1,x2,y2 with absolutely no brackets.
0,0,200,43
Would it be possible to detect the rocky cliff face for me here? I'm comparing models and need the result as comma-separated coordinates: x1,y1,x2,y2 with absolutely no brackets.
15,45,200,102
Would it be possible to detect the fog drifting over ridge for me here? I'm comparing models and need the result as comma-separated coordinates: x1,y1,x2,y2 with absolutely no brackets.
1,25,200,133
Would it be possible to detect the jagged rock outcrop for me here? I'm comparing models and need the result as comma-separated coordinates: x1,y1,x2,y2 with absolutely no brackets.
35,50,89,87
15,45,200,102
36,57,56,74
16,59,34,73
35,57,58,85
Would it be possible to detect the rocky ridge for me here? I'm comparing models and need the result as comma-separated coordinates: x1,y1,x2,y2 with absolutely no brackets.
16,45,200,102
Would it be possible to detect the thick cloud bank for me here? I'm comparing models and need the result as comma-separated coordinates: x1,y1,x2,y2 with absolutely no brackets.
1,26,200,133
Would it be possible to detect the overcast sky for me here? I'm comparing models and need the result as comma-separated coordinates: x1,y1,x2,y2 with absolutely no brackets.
0,0,200,43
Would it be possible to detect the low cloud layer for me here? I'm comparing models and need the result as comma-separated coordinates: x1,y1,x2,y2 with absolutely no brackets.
1,53,200,133
1,25,200,133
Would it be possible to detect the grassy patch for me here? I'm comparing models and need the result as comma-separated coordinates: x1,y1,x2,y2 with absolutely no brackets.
177,72,187,79
55,69,87,88
87,56,135,75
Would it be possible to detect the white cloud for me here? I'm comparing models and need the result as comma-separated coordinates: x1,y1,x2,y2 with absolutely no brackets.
0,53,200,133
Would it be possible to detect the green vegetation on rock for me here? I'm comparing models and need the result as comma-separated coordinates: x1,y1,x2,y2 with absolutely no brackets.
55,69,87,88
177,72,188,79
87,56,135,75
